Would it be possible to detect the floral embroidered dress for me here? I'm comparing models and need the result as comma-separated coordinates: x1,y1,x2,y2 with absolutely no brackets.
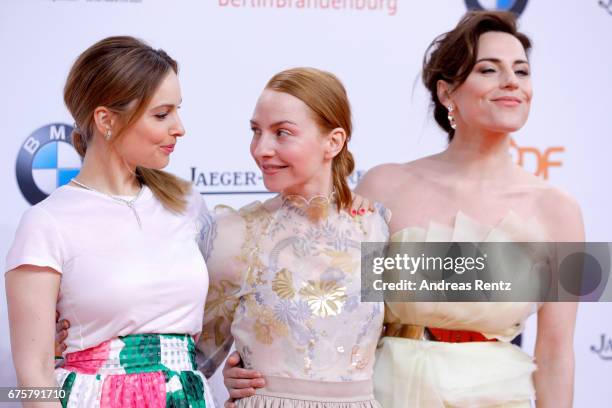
197,194,390,408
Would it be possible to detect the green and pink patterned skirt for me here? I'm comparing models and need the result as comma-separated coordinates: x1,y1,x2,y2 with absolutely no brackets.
55,333,214,407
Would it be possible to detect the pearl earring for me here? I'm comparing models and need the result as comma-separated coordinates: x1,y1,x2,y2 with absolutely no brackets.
447,105,457,130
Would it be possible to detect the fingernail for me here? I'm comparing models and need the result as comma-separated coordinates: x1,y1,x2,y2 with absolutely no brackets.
359,208,365,215
351,209,356,216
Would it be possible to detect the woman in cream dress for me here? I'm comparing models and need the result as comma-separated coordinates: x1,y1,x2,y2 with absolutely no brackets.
355,11,583,408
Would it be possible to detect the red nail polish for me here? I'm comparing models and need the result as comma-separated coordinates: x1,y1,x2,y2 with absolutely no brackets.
351,209,357,216
359,208,365,215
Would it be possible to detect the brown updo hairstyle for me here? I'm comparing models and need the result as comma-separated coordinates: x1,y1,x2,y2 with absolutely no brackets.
422,11,532,141
64,36,191,213
265,67,354,211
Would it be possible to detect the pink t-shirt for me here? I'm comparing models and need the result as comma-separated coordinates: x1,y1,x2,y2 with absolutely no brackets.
6,184,209,355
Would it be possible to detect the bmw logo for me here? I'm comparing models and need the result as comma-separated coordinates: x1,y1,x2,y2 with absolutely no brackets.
465,0,529,16
16,123,82,205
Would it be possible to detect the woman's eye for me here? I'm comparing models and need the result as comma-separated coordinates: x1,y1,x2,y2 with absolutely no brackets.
277,129,291,137
480,68,496,74
155,112,169,119
516,69,530,76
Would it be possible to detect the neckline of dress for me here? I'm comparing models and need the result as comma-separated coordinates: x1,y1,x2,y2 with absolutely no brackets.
280,191,336,208
389,210,548,242
272,191,337,222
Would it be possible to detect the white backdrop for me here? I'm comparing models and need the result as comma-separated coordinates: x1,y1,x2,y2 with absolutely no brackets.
1,0,611,406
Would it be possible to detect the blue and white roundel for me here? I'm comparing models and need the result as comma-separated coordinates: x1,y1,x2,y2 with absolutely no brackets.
16,123,82,205
464,0,528,15
32,140,81,195
478,0,516,10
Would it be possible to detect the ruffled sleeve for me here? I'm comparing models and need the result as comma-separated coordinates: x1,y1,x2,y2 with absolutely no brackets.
361,202,391,242
195,205,247,378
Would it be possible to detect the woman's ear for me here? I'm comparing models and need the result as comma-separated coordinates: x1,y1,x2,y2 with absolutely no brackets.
92,106,116,136
437,80,453,107
324,128,347,160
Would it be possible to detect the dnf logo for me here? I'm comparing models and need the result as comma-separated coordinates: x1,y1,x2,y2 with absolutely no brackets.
16,124,81,205
510,138,564,180
465,0,529,16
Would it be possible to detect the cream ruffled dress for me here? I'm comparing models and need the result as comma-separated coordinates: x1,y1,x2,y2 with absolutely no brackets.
374,211,551,408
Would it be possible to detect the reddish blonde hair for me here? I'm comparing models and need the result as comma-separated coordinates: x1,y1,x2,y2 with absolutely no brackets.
266,67,354,211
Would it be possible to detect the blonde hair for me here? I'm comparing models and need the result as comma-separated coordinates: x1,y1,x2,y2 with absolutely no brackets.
265,67,354,211
64,36,190,213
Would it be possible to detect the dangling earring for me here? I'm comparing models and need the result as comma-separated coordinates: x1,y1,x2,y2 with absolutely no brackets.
447,104,457,130
105,129,112,141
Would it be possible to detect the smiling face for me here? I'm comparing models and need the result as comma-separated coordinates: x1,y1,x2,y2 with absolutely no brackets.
114,71,185,169
250,89,333,196
446,31,533,134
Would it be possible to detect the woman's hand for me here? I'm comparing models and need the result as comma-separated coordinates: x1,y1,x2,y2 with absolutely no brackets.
222,351,265,408
350,192,374,217
55,312,69,357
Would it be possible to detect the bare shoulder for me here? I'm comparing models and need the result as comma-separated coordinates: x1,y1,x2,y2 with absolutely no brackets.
356,157,442,204
536,185,583,219
355,163,406,200
533,183,584,241
359,163,406,183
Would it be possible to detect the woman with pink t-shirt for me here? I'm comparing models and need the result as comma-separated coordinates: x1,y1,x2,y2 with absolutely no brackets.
6,36,214,407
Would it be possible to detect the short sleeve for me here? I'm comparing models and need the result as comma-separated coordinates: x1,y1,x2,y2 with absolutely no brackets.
196,205,247,378
187,188,209,231
5,206,65,274
194,191,208,216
